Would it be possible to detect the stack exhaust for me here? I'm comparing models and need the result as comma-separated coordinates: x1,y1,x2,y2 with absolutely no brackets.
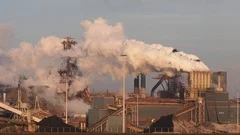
134,75,140,94
141,74,146,98
134,73,146,98
3,92,6,104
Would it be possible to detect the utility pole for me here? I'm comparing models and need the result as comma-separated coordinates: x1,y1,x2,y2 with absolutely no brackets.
237,90,239,132
59,37,78,124
66,75,68,124
137,93,139,127
121,54,127,133
17,83,21,110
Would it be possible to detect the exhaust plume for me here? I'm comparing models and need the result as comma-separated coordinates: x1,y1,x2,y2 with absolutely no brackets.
78,18,209,79
0,18,209,114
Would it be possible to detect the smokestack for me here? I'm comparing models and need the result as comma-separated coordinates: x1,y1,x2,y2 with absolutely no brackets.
218,75,221,88
140,73,146,98
3,92,6,104
216,75,223,91
134,75,139,94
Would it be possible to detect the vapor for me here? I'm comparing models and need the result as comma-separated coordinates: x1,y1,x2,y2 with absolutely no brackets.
0,18,209,114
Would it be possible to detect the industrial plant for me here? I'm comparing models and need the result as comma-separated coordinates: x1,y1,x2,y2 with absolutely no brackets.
0,18,239,134
87,70,240,134
0,37,238,134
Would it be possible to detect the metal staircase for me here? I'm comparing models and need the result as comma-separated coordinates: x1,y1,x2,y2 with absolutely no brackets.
195,98,205,124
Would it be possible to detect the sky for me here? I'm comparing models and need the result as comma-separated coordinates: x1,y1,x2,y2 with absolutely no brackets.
0,0,240,98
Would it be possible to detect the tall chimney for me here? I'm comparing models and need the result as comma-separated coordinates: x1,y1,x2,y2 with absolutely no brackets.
3,92,6,104
216,75,223,91
140,73,146,98
134,75,140,94
218,75,221,88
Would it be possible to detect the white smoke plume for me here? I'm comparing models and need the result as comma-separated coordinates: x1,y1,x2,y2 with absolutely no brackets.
0,18,209,114
78,18,209,80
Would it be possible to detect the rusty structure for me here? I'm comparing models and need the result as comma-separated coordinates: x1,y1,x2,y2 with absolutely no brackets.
189,71,212,98
151,71,214,99
58,37,81,82
87,70,233,133
58,37,90,104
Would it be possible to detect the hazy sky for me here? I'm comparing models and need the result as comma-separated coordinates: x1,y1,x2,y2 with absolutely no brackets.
1,0,240,98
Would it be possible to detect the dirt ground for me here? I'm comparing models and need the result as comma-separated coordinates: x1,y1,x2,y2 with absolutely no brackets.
174,119,240,134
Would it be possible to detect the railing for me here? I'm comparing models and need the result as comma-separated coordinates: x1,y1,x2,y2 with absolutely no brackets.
106,127,174,133
143,127,174,133
36,127,84,132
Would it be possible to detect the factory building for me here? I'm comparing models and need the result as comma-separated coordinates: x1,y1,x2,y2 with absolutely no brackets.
0,70,238,133
86,71,240,133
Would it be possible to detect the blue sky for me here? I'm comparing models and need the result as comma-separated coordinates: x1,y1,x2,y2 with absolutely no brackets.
1,0,240,97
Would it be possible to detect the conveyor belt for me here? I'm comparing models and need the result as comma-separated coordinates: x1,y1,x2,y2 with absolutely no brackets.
126,122,143,132
0,102,41,122
174,104,195,117
0,117,28,125
87,107,123,132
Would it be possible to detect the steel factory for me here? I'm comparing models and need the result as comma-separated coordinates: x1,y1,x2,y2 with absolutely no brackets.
0,37,239,134
87,70,239,133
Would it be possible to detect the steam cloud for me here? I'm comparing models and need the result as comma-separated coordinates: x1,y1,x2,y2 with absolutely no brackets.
0,18,209,114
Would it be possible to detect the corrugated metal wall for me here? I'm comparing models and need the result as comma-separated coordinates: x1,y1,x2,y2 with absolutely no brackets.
90,97,114,109
88,109,99,126
88,109,112,126
189,71,212,98
88,97,115,126
135,104,184,127
107,116,123,133
229,104,240,123
204,90,230,123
